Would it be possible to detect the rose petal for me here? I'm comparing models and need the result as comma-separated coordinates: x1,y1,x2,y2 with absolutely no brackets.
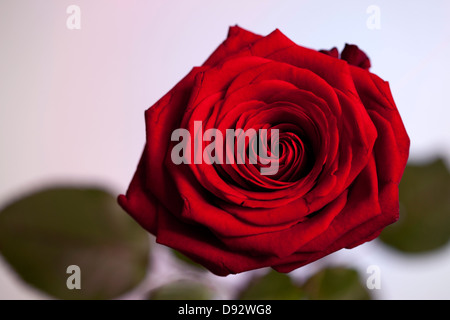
118,150,158,234
202,25,263,67
218,191,348,258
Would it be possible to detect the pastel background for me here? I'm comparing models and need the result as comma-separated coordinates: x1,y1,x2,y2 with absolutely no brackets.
1,0,449,299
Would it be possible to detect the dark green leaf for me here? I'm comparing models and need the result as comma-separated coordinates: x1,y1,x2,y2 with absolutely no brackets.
380,159,450,252
149,280,213,300
301,267,371,300
238,269,305,300
0,186,150,300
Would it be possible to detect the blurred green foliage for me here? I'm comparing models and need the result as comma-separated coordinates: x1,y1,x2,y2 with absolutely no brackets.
380,159,450,252
301,267,371,300
239,270,306,300
239,268,370,300
0,187,150,300
149,280,214,300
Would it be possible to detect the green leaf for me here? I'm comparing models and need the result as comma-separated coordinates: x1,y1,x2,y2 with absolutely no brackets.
0,186,150,300
238,269,306,300
239,267,371,300
301,267,371,300
380,159,450,253
149,280,213,300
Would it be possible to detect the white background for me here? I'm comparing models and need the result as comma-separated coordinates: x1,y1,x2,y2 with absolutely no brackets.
1,0,449,299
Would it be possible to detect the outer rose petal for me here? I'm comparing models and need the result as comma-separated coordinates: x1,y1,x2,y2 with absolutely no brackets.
155,200,286,276
203,25,263,67
218,191,349,258
141,66,206,215
349,66,410,184
118,150,158,234
273,183,399,273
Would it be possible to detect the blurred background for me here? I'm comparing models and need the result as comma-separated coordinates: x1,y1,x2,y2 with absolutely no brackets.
1,0,449,300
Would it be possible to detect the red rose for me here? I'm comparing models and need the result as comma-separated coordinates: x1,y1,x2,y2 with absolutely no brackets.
118,26,410,276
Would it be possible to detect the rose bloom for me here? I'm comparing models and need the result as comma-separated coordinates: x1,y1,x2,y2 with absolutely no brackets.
119,26,410,276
